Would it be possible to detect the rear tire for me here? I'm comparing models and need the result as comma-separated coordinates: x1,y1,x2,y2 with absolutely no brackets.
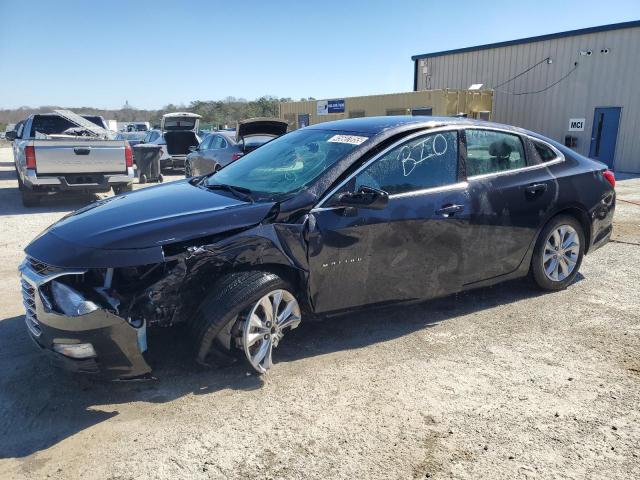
139,173,147,184
21,189,40,207
112,183,133,195
189,270,299,372
531,215,585,291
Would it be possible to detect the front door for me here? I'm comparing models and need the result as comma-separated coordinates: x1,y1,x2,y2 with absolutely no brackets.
589,107,621,169
307,129,470,313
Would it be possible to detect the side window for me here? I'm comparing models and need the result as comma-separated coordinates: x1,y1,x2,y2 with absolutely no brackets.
210,136,223,149
353,131,458,195
199,135,212,150
219,137,228,148
465,129,526,177
533,140,557,163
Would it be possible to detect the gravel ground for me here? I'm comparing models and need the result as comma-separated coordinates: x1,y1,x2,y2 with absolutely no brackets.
0,147,638,480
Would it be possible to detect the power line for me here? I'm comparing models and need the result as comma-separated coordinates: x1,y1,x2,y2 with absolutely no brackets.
496,63,579,95
492,57,551,89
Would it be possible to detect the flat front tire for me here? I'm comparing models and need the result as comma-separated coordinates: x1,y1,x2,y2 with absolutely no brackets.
531,215,585,291
189,271,301,373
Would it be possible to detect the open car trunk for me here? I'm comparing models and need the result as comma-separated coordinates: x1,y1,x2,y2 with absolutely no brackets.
236,117,288,153
164,131,199,156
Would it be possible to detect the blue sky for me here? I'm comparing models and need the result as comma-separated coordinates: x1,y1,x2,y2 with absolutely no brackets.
0,0,638,109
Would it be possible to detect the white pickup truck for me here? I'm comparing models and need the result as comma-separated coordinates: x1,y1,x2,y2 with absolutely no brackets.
7,111,135,207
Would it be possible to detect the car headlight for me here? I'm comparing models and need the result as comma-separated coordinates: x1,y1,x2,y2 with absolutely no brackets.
51,280,99,317
53,343,96,359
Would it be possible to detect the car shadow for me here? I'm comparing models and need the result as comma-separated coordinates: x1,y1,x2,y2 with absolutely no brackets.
0,275,575,459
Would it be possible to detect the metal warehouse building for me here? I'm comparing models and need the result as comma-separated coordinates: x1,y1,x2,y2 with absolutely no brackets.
412,20,640,173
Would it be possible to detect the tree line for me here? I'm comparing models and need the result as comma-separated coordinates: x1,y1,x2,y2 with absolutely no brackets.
0,96,315,132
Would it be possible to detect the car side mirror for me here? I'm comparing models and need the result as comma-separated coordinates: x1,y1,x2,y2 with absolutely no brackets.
336,186,389,210
5,130,17,141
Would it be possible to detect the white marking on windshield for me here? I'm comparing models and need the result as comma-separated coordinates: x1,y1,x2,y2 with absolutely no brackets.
327,134,368,145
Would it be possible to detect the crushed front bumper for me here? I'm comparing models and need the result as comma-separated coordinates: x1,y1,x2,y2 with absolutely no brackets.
19,259,151,380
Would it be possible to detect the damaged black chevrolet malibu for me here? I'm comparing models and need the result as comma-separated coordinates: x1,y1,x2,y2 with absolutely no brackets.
20,117,615,379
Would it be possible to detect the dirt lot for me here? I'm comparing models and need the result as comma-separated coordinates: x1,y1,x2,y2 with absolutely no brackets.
0,146,638,480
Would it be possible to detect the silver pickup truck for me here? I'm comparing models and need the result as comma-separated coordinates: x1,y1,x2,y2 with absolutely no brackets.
7,111,134,207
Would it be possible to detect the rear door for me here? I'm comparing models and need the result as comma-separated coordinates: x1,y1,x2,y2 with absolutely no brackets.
461,128,559,284
193,135,214,175
308,129,471,313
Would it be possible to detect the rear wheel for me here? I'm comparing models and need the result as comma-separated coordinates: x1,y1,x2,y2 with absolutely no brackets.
139,173,147,184
189,271,301,373
21,189,40,207
531,215,584,291
112,183,133,195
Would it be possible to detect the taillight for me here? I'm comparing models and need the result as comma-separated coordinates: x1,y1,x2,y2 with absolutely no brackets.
124,142,134,168
603,169,615,188
231,152,244,161
25,146,36,169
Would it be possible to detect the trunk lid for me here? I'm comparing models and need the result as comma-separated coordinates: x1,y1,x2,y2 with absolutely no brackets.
161,112,201,133
236,117,288,144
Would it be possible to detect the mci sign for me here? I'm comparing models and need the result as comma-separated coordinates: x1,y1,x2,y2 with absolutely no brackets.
568,118,586,131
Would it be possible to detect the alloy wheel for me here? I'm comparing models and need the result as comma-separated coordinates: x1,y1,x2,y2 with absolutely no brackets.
242,289,301,373
542,224,580,282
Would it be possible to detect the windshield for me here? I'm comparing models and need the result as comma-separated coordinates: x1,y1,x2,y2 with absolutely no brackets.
206,129,367,195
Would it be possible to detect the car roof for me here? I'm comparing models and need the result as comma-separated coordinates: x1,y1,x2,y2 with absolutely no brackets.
208,130,237,141
306,115,527,136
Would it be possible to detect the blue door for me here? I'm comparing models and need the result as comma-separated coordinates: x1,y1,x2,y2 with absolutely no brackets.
589,107,621,169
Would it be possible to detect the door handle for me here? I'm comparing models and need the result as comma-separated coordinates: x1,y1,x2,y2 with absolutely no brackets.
436,204,464,216
525,183,547,194
74,147,91,155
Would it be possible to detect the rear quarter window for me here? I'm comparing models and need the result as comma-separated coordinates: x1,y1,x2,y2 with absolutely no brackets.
533,141,558,163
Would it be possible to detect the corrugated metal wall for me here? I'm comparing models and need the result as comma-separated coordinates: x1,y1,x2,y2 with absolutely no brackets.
279,90,493,130
416,26,640,172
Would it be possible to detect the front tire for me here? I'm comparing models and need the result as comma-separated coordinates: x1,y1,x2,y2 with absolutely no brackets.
531,215,585,291
189,271,301,373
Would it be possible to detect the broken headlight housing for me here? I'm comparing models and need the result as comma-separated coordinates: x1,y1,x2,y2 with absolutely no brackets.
51,280,100,317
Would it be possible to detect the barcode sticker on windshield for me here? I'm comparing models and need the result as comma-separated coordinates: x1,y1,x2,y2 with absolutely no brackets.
328,134,368,145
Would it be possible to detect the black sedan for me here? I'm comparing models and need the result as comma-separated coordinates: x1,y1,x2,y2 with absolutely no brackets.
20,117,615,378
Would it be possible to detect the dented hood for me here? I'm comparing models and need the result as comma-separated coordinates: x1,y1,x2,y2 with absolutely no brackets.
26,180,276,266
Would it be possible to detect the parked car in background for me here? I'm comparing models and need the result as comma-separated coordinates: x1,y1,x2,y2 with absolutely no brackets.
125,122,150,132
8,110,134,206
19,116,615,378
115,131,147,148
139,113,201,171
185,118,287,177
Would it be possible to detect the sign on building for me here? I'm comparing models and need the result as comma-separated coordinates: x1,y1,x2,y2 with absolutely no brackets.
568,118,585,131
317,99,345,115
